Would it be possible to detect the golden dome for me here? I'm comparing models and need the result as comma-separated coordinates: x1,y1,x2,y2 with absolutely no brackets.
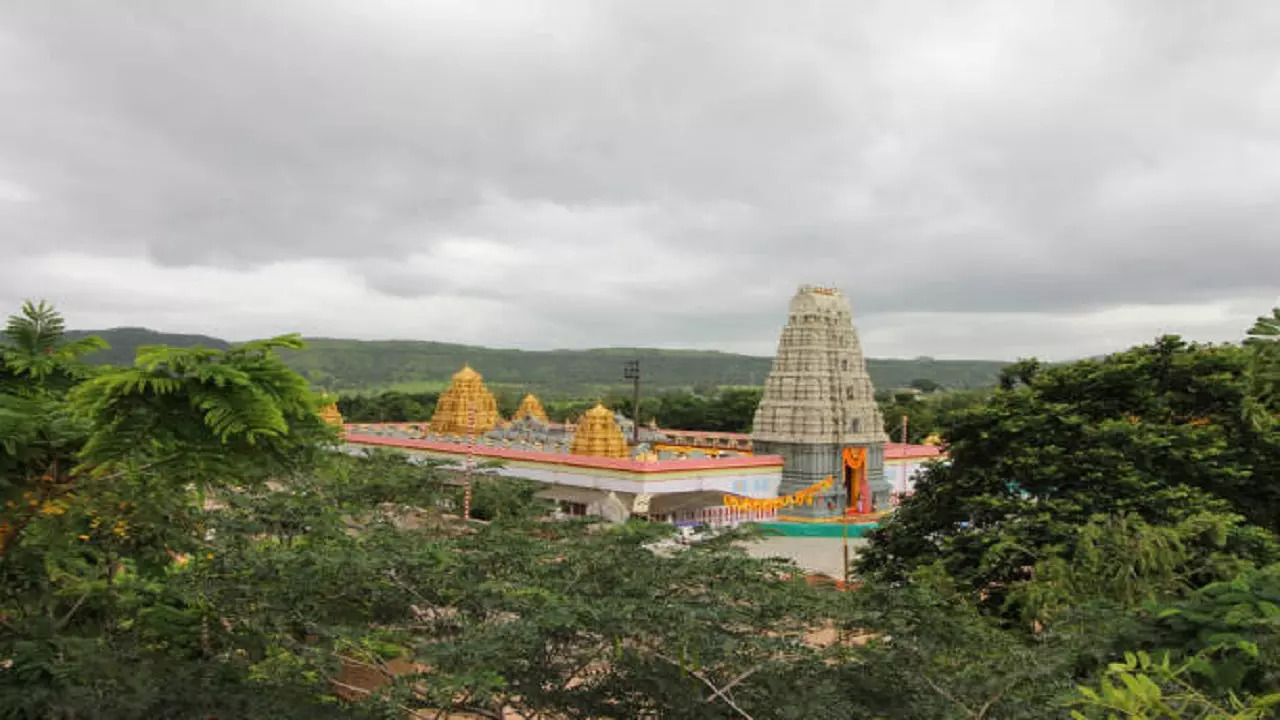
429,364,500,435
319,402,343,427
570,403,628,459
511,393,549,423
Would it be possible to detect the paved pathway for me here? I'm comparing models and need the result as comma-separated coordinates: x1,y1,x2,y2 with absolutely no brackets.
741,536,868,578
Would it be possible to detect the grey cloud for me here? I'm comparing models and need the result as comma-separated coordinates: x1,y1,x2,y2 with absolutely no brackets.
0,0,1277,358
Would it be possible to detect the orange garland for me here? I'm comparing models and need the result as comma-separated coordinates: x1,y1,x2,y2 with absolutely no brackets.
723,476,834,512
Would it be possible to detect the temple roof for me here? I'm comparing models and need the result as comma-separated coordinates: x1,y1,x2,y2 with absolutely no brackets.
584,403,612,418
453,364,481,381
430,364,500,435
570,403,628,459
512,393,549,423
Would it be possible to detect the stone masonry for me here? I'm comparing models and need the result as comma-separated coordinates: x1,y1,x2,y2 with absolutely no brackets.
751,285,890,518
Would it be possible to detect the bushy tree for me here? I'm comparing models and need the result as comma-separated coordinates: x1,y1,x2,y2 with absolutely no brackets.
860,335,1280,611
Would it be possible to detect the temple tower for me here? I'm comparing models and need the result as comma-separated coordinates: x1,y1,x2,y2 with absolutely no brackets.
751,285,890,518
511,393,550,423
429,365,501,435
319,401,344,427
570,404,629,459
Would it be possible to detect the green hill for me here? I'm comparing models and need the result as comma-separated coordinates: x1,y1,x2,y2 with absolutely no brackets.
71,328,1011,397
66,328,230,366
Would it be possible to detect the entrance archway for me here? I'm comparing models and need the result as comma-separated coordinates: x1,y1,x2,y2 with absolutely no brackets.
842,447,869,515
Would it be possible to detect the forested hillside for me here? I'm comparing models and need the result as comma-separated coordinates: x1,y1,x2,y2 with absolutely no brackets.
66,328,230,365
70,328,1010,395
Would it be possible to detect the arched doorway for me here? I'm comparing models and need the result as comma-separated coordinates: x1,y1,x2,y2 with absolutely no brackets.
842,447,869,515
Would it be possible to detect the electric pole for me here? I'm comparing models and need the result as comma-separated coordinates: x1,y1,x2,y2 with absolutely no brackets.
623,359,641,445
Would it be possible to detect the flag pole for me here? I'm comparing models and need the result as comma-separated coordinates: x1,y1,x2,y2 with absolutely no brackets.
841,472,850,588
464,401,475,521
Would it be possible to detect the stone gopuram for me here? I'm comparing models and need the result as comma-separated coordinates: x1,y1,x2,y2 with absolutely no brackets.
751,285,890,519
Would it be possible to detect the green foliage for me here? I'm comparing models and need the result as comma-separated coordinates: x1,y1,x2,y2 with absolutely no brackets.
1151,563,1280,695
827,566,1081,718
594,386,765,432
2,301,353,717
399,521,838,718
877,388,992,443
1071,649,1280,719
1,301,107,387
1244,308,1280,430
457,475,548,522
1011,512,1244,624
338,385,768,432
860,336,1280,614
338,390,439,422
858,314,1280,717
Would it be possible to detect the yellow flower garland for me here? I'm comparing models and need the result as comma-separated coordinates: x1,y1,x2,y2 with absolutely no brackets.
722,476,834,512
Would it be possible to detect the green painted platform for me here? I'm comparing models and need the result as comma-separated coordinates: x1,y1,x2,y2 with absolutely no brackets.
752,521,880,538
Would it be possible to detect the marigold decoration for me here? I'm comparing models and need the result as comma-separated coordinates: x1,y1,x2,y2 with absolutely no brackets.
722,477,834,512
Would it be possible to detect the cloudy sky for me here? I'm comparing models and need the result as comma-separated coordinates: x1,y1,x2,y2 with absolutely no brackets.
1,0,1276,360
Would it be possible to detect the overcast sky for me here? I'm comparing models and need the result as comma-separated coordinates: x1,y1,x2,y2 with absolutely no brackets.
1,1,1276,360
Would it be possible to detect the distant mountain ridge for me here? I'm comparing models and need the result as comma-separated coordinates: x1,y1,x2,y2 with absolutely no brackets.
66,328,231,366
69,327,1012,397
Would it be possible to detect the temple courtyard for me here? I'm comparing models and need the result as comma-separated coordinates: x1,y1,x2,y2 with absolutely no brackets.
742,535,868,578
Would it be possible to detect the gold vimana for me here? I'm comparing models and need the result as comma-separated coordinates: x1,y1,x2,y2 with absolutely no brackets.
570,403,629,459
511,393,549,423
429,364,500,435
319,398,344,427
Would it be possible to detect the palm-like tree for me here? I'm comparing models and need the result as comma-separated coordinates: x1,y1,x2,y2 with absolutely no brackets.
1244,307,1280,427
1,300,106,386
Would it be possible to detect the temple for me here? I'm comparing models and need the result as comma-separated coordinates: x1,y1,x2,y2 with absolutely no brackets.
511,393,549,423
751,285,890,519
341,284,938,527
428,365,500,435
570,404,629,459
319,401,344,427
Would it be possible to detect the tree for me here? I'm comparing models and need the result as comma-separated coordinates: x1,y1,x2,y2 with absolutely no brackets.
859,335,1280,616
1244,307,1280,429
877,388,989,444
1,301,346,717
909,378,941,394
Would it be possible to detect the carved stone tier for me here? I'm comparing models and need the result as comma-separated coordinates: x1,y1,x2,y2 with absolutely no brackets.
429,365,500,436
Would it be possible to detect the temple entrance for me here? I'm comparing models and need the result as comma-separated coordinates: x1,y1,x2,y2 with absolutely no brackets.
842,447,868,515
